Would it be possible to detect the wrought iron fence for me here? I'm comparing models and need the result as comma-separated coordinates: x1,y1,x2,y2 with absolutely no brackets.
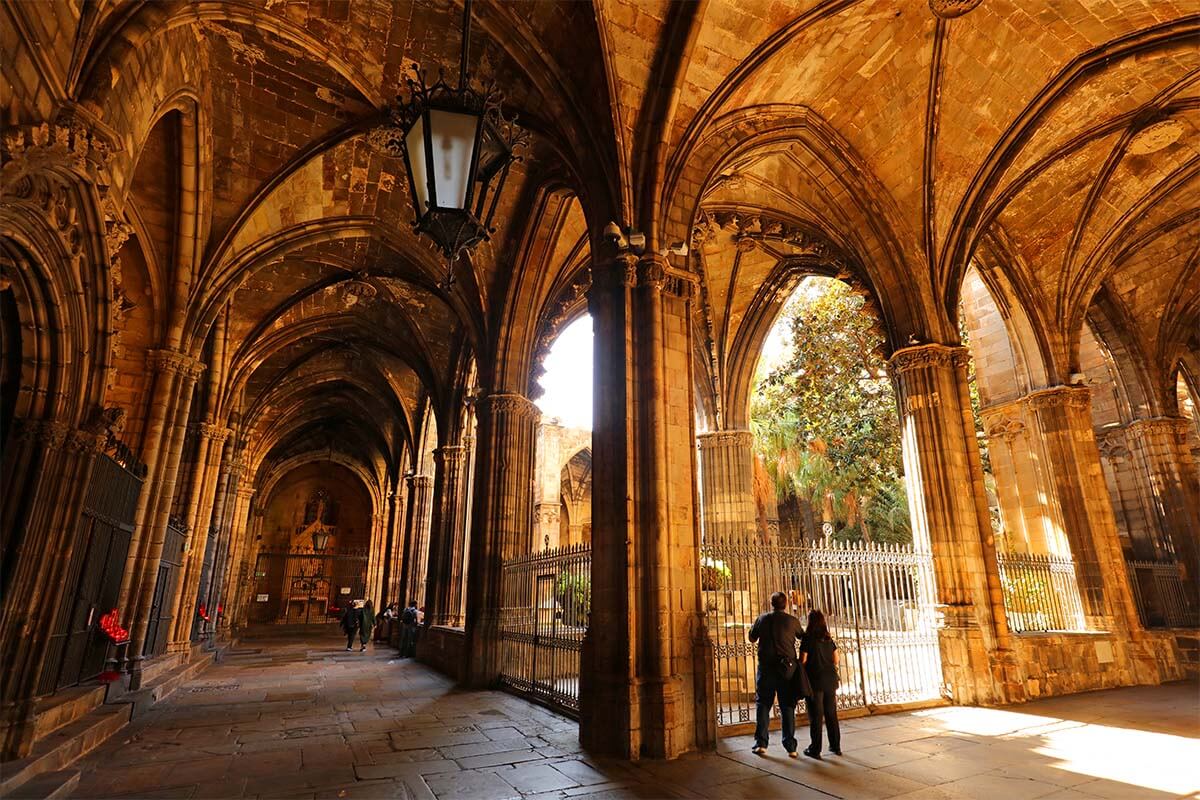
1126,559,1197,629
498,543,590,716
995,551,1087,633
701,536,943,728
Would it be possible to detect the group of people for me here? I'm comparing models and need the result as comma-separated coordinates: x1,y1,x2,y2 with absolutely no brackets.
749,592,841,760
339,599,422,656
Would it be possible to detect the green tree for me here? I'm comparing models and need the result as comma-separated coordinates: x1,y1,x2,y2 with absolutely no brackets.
751,278,910,543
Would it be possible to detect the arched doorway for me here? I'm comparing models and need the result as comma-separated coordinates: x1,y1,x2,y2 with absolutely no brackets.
247,462,373,627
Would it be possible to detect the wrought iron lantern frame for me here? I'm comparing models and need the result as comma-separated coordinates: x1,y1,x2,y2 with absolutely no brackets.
369,0,528,284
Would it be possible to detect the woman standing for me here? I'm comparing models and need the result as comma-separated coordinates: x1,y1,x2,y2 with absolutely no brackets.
800,609,841,759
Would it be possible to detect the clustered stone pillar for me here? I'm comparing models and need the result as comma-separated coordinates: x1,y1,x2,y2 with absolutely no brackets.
980,402,1071,557
217,484,256,637
580,252,715,759
463,393,540,687
423,444,469,627
0,419,109,757
121,348,205,686
1125,417,1200,596
399,474,434,611
888,344,1017,704
1025,386,1135,632
696,430,757,543
166,425,230,652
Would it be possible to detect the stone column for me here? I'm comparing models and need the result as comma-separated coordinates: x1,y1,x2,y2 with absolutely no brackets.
166,425,230,652
535,503,560,550
217,485,255,636
379,489,403,609
125,351,204,684
1026,386,1137,632
1125,417,1200,600
580,253,715,759
889,344,1016,705
0,419,108,757
423,445,469,627
201,454,244,645
463,393,540,687
399,474,434,610
696,430,757,543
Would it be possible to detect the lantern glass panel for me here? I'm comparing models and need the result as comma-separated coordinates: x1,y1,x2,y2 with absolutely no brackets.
428,109,480,211
405,116,430,213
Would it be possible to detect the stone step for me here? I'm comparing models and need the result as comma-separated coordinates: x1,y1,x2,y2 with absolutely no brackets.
6,769,80,800
110,650,214,718
0,705,130,797
27,685,107,745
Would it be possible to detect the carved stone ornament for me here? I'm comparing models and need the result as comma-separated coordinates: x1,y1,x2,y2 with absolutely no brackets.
985,418,1025,442
197,422,232,443
1025,385,1091,413
1095,430,1130,460
929,0,984,19
1126,416,1190,442
147,348,206,379
1,110,117,193
887,343,966,375
478,392,540,420
697,430,755,450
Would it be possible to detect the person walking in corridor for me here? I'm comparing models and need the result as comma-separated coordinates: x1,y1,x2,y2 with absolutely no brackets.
400,599,419,658
800,609,841,759
359,600,376,652
748,591,804,757
341,601,361,651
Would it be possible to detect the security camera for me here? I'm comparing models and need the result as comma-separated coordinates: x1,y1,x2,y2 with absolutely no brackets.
667,241,689,257
628,232,646,253
603,221,628,249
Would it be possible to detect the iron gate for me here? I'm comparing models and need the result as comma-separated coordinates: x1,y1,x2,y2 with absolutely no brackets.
498,544,590,716
144,519,186,656
247,549,368,625
701,536,944,728
41,447,145,693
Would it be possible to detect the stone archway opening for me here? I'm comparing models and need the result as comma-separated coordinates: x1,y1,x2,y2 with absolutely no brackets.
247,461,373,629
700,274,944,731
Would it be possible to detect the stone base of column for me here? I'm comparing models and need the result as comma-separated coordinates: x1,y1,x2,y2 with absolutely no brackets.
935,605,1006,706
579,631,714,760
0,701,37,760
462,611,501,689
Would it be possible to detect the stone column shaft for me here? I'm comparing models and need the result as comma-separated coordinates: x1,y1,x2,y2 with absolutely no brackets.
423,445,469,627
463,393,539,687
126,356,202,680
696,430,756,543
167,426,230,651
889,344,1013,704
398,475,433,609
580,253,714,760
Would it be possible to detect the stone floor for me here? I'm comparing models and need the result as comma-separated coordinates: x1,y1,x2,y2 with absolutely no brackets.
68,630,1200,800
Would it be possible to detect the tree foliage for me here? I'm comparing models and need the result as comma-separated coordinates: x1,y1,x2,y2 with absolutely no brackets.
751,278,910,543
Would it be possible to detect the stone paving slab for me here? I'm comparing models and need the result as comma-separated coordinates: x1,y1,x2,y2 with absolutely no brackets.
64,631,1200,800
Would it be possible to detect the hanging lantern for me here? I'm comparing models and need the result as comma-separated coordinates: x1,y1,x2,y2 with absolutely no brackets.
368,0,527,283
312,530,331,552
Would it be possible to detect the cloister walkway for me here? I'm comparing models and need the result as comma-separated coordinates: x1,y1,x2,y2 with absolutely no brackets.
68,631,1199,800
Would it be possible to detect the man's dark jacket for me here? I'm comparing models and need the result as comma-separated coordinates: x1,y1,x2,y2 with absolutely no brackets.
748,609,803,672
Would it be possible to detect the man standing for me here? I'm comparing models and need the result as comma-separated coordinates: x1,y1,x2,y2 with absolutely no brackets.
399,599,419,658
359,600,376,652
748,591,804,757
341,601,361,651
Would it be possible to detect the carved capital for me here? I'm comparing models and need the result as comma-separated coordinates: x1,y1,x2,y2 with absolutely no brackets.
147,348,206,379
696,429,754,451
1096,429,1130,460
1025,385,1091,414
638,255,667,290
409,474,434,491
433,445,467,467
887,343,967,375
477,392,540,421
196,422,231,443
1125,416,1191,442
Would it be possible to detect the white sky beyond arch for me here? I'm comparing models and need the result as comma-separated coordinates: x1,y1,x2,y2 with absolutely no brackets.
536,315,593,430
